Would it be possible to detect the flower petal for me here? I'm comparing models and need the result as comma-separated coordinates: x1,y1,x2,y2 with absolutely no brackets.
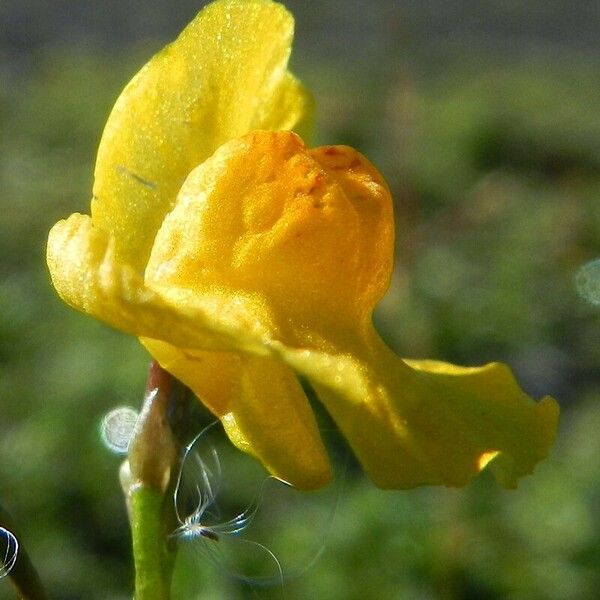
141,339,331,490
144,130,393,332
273,333,559,488
91,0,311,271
46,213,271,355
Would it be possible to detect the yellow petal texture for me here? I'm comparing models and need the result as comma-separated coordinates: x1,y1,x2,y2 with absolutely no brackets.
145,131,394,331
48,195,558,489
91,0,312,272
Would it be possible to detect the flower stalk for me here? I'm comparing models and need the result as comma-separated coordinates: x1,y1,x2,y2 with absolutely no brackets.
130,487,173,600
126,361,189,600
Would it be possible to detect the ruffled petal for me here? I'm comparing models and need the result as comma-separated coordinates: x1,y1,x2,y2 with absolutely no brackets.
91,0,311,271
271,332,559,489
141,339,331,490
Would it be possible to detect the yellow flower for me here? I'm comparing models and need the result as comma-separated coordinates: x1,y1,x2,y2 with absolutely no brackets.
46,0,558,491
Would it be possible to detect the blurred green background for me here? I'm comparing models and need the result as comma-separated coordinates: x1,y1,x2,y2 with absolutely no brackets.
1,0,599,598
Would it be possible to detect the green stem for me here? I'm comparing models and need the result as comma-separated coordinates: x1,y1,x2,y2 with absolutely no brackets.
126,361,193,600
130,486,173,600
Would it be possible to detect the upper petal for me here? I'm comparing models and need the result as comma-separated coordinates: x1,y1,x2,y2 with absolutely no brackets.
91,0,311,271
145,130,393,331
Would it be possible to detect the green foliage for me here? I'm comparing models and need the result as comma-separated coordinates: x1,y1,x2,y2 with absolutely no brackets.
1,45,599,599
